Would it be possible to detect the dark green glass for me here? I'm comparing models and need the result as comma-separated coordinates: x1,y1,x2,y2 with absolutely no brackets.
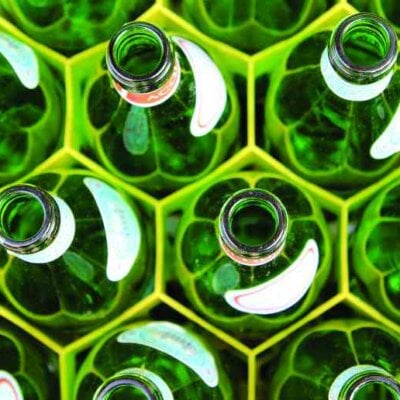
349,0,400,33
265,13,400,192
353,177,400,323
0,321,52,400
175,171,331,335
74,321,232,399
0,170,151,331
269,319,400,400
175,0,328,53
0,0,154,55
0,31,62,184
86,21,238,195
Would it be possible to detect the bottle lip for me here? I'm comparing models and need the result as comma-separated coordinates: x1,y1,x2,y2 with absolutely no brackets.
94,370,164,400
218,189,288,266
106,21,175,93
0,184,60,254
329,364,400,400
345,374,400,399
95,377,155,399
328,12,398,83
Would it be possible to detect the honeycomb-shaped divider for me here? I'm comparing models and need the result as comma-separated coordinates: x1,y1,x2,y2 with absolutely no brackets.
257,302,400,399
71,302,248,399
162,0,339,54
0,0,156,56
347,167,400,332
66,5,244,196
0,0,399,399
255,3,400,195
0,17,65,185
160,148,340,339
0,308,60,399
0,149,157,336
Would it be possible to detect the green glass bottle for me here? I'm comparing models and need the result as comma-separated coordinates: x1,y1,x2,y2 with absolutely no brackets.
0,31,62,184
176,0,328,54
0,0,154,55
0,321,53,400
349,0,400,34
265,12,400,191
0,169,150,331
269,319,400,399
85,21,238,195
174,172,331,335
74,321,232,399
353,177,400,323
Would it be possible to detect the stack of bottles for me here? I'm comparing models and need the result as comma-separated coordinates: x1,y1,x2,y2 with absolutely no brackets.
0,1,399,399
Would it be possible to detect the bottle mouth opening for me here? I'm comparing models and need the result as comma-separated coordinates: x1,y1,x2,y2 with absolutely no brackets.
94,375,161,400
106,21,174,92
218,189,288,266
347,375,400,400
329,13,398,82
0,185,59,254
329,365,400,400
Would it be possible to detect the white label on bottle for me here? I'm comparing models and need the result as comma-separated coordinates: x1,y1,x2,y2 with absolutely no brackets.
120,368,173,400
83,178,141,282
173,36,227,137
0,371,23,400
320,48,393,102
114,58,181,108
328,365,393,400
224,239,319,314
8,195,76,264
0,32,39,89
117,321,219,388
369,103,400,159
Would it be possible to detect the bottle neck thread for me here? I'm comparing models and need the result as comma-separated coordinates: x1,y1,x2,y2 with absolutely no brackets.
106,21,176,95
322,13,398,85
94,369,170,400
329,365,400,400
0,184,60,255
218,188,288,266
327,13,398,85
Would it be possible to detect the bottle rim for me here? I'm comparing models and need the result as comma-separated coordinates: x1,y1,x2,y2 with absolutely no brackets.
0,184,60,254
94,370,164,400
106,21,175,93
346,374,400,399
218,188,288,266
329,364,400,400
328,12,398,83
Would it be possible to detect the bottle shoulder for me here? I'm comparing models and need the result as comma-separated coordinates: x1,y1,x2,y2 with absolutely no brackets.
270,319,400,398
176,173,331,322
0,171,147,329
76,321,229,399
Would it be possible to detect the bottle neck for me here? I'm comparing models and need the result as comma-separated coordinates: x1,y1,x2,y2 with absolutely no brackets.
218,188,288,266
94,368,172,400
0,184,60,255
321,13,398,101
0,370,23,399
329,365,400,400
106,21,180,106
